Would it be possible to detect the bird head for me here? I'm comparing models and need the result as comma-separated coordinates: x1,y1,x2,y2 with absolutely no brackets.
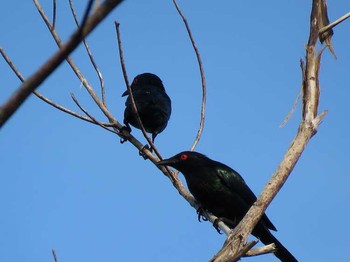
122,73,165,97
157,151,209,172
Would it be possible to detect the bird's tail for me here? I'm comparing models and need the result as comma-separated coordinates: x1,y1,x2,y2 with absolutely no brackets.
253,226,298,262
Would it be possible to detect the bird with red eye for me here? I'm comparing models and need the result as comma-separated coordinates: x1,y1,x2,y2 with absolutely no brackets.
180,153,188,160
157,151,297,262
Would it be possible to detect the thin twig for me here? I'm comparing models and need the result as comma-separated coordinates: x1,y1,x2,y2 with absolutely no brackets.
114,21,182,186
78,0,95,34
52,249,58,262
70,93,120,135
0,47,111,126
279,87,302,128
319,11,350,35
52,0,57,29
33,0,119,126
172,0,206,151
279,61,304,128
0,0,123,128
244,243,276,257
69,0,106,106
114,21,162,157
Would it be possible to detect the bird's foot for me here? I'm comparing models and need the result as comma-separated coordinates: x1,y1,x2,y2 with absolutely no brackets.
196,207,208,222
139,145,151,159
213,218,224,234
119,125,132,144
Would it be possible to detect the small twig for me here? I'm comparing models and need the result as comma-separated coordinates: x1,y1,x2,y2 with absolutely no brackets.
244,243,276,257
279,87,302,128
0,47,110,125
279,61,304,128
69,0,106,106
172,0,206,151
78,0,95,34
319,11,350,35
0,0,124,128
70,93,120,135
52,249,58,262
33,0,120,126
52,0,57,29
114,21,160,156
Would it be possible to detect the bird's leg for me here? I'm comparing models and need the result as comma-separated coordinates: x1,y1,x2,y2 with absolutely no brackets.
119,124,132,144
147,133,158,153
196,207,208,222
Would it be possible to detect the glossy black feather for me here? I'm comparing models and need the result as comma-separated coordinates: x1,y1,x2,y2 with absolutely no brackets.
122,73,171,142
157,151,297,262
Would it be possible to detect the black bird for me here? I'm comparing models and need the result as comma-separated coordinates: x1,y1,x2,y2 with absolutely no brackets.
122,73,171,143
157,151,297,262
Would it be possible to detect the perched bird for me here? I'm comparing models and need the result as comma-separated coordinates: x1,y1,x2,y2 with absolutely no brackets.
122,73,171,143
157,151,297,262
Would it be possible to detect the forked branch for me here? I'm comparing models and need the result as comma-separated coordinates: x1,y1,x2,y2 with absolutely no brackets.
211,1,328,261
0,0,124,128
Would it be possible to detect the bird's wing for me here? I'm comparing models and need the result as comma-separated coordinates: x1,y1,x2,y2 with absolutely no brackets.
216,163,277,231
216,163,258,206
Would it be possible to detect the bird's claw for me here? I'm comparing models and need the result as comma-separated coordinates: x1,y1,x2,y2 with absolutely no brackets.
119,125,132,144
139,145,151,159
196,207,208,222
213,218,223,234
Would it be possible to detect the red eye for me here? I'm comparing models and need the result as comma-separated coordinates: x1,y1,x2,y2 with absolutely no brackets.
132,78,138,85
180,154,188,160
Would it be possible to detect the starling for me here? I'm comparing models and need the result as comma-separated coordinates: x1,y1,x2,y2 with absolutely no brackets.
122,73,171,144
157,151,297,262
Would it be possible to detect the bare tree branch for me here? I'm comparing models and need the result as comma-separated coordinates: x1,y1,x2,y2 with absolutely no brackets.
52,0,57,29
69,0,106,106
211,1,328,261
33,0,120,127
279,86,302,128
70,93,120,135
52,249,58,262
0,0,123,128
172,0,206,151
0,47,111,126
244,243,276,258
319,11,350,35
114,21,159,155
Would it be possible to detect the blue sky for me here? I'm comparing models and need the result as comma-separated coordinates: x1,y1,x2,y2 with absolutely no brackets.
1,1,350,261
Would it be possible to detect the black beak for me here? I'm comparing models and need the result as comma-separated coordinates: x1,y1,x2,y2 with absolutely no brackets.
121,90,129,97
156,158,174,167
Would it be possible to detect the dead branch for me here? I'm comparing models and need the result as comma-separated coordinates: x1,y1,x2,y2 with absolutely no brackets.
0,47,109,126
69,0,106,106
52,249,58,262
114,21,159,156
319,11,350,35
33,0,120,127
211,1,327,261
244,243,276,257
52,0,57,29
70,93,120,135
172,0,206,151
0,0,123,128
